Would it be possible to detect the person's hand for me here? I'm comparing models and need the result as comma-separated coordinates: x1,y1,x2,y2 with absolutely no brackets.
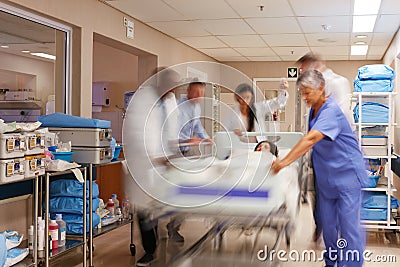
201,138,214,145
271,159,285,174
233,129,243,136
187,138,203,146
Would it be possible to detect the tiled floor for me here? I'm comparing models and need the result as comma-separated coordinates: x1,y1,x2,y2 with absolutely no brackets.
54,200,400,267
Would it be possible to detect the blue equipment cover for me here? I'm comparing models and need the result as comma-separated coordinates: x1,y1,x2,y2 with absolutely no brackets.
50,180,99,199
0,234,6,267
38,113,111,128
49,197,100,215
360,208,387,221
353,78,393,92
357,64,395,80
57,213,100,235
353,102,389,123
362,191,399,209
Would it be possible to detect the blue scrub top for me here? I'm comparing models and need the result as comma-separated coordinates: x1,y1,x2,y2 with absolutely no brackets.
309,97,368,198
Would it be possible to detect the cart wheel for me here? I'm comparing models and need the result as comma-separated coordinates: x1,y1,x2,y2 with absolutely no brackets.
130,244,136,256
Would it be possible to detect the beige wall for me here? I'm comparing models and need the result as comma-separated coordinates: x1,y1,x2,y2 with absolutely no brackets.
0,51,54,114
6,0,215,117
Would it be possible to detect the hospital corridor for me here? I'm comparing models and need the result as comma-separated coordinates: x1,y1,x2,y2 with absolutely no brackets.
1,0,400,267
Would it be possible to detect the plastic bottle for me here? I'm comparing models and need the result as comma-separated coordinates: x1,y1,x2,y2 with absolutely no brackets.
122,197,131,220
106,199,115,216
55,214,66,247
37,217,44,251
45,95,55,115
28,225,34,254
111,194,120,210
49,219,59,250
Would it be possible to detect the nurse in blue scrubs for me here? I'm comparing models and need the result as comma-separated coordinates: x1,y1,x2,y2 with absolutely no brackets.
272,69,367,267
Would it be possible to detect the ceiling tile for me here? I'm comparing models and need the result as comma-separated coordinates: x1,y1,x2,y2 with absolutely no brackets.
349,55,367,60
235,47,276,57
177,36,227,48
226,0,293,18
323,55,349,60
246,17,302,34
311,46,349,55
370,33,395,46
374,15,400,33
297,16,351,33
216,56,249,62
368,46,388,56
350,33,373,45
106,0,187,22
271,46,311,57
288,0,352,16
148,21,210,37
367,55,383,60
261,34,307,46
199,48,242,57
196,19,255,35
306,33,350,46
246,56,282,61
217,35,266,47
164,0,239,19
380,0,400,14
280,55,305,61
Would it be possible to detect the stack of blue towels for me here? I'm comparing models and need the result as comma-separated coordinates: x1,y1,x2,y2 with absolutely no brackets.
49,179,100,235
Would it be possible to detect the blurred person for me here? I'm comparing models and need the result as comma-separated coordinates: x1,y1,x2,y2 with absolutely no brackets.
271,69,367,267
166,80,212,243
254,140,278,157
296,52,353,125
123,67,181,266
222,81,288,143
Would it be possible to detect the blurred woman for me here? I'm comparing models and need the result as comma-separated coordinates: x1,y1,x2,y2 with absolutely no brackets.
222,81,288,142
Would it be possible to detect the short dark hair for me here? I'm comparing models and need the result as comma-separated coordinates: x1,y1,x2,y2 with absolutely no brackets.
296,52,321,65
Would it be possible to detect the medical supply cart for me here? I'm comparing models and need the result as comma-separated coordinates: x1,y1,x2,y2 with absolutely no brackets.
353,92,400,231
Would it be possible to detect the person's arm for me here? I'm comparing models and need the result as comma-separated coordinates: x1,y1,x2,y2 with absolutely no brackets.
271,130,324,174
193,117,210,139
258,89,289,115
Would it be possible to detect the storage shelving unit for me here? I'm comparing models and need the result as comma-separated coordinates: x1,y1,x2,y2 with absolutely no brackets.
42,167,87,267
353,92,400,230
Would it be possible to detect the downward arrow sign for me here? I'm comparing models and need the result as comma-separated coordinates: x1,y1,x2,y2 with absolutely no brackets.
289,69,297,77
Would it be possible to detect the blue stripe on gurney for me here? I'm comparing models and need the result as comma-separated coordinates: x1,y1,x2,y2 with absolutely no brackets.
177,187,269,198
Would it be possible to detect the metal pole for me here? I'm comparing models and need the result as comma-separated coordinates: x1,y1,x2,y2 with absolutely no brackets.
89,164,93,267
45,173,49,267
33,175,39,266
83,168,87,267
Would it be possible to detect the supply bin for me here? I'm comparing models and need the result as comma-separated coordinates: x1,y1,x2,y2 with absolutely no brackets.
24,154,45,178
49,128,112,147
0,158,25,183
23,132,45,155
72,147,112,164
0,133,26,159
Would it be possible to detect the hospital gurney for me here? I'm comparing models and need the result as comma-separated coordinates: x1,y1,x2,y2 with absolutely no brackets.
147,132,305,264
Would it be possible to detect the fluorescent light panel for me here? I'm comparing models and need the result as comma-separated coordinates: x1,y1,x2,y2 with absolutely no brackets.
351,45,368,55
354,0,381,15
352,15,377,32
30,52,56,60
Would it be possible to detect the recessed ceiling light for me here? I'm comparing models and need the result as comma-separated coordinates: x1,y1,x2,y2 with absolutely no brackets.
352,15,377,32
355,34,368,38
21,50,30,53
30,52,56,60
351,45,368,55
354,0,381,15
354,41,367,45
1,45,9,48
317,38,337,43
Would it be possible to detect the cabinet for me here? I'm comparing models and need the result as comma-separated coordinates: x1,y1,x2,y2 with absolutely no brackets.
353,92,400,230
